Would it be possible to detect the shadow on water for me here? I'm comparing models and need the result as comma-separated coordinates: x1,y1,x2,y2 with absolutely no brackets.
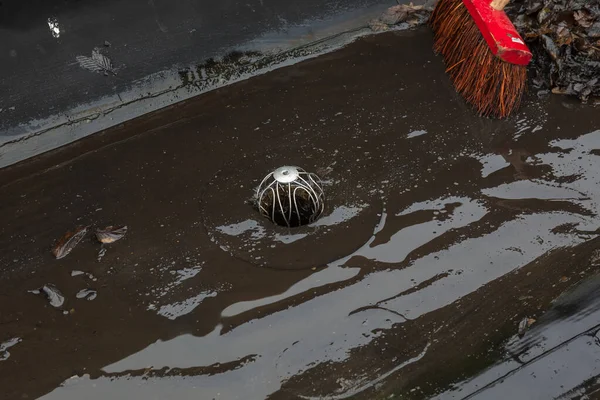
0,27,599,400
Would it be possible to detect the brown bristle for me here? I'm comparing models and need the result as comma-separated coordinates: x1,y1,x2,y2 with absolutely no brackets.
429,0,527,118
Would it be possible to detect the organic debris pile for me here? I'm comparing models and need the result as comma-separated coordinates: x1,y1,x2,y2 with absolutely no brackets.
508,0,600,102
369,3,432,32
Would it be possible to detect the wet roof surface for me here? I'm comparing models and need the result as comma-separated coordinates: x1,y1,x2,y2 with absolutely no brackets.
0,0,390,134
1,28,600,400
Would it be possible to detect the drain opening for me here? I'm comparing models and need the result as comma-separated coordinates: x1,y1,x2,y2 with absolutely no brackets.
256,166,325,227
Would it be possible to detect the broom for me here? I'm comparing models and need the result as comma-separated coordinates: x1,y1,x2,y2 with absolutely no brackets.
430,0,532,118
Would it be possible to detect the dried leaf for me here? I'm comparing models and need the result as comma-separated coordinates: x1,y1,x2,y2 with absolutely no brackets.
518,317,536,336
76,289,97,301
552,86,567,95
42,284,65,307
91,49,114,71
541,34,560,60
29,284,65,308
97,247,107,262
574,9,595,29
52,226,88,259
369,19,389,32
525,1,543,15
590,22,600,39
76,48,116,75
380,7,409,25
95,225,127,244
555,22,572,46
371,3,430,30
537,7,552,25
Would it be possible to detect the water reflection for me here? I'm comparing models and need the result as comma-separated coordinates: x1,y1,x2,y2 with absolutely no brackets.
40,126,600,399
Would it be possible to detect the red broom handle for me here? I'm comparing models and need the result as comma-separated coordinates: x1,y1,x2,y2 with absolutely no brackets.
463,0,532,65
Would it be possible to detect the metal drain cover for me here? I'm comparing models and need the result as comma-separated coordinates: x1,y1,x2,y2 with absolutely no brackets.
200,162,382,270
256,166,325,228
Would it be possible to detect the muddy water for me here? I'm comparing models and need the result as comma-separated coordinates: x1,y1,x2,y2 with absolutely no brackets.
1,28,600,400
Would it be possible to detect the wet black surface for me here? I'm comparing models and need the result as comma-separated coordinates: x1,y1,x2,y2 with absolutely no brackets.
0,0,392,134
1,27,600,400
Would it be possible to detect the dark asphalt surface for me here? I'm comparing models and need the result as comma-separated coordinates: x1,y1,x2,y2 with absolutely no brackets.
0,0,392,135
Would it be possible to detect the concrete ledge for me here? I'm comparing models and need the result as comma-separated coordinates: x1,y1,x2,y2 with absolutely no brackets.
0,1,405,168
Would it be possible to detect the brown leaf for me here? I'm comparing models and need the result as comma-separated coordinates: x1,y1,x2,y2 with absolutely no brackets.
369,19,389,32
537,7,552,25
52,226,88,259
518,317,537,336
377,3,427,26
95,225,127,244
574,10,595,29
555,22,572,46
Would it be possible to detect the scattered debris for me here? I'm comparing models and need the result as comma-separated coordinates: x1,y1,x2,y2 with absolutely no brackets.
0,338,21,361
591,249,600,266
29,284,65,308
76,47,116,76
97,247,107,262
559,276,570,283
95,225,127,244
52,226,88,259
54,223,125,262
369,3,432,32
71,270,98,281
47,17,62,38
508,1,600,102
518,317,537,336
315,165,335,178
76,289,97,301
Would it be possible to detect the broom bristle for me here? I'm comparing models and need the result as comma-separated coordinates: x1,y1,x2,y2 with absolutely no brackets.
429,0,527,118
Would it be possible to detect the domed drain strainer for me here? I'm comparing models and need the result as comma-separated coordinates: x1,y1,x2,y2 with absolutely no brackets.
200,157,383,270
256,166,325,227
